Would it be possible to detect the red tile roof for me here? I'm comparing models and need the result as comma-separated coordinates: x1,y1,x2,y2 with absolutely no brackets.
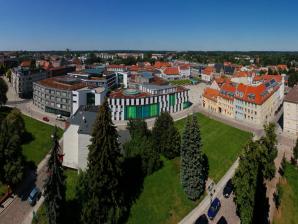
154,61,171,69
179,64,190,70
203,88,219,102
220,82,236,100
202,66,214,75
164,67,179,75
253,75,282,83
108,64,126,69
21,60,31,67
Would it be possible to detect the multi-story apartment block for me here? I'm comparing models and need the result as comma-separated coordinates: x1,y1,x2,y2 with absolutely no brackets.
203,75,285,125
12,67,47,98
283,85,298,136
33,76,106,116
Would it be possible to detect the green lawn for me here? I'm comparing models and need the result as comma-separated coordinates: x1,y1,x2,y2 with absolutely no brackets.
0,107,63,165
273,163,298,224
22,115,63,165
127,158,200,224
127,113,251,224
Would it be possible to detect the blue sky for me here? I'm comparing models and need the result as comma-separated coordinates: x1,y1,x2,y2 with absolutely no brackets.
0,0,298,51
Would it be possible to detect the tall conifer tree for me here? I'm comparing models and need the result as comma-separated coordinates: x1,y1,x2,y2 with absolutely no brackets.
180,114,208,200
44,126,65,224
81,100,123,224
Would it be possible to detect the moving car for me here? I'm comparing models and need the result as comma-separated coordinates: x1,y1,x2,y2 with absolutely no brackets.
207,197,221,220
195,214,209,224
217,216,228,224
28,187,41,206
223,179,233,198
42,116,49,122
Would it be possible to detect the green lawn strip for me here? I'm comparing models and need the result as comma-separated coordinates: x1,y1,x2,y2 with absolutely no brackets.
273,163,298,224
175,113,251,182
127,158,199,224
169,79,192,86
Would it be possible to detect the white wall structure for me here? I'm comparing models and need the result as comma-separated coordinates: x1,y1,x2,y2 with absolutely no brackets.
62,106,97,170
72,87,106,115
283,85,298,136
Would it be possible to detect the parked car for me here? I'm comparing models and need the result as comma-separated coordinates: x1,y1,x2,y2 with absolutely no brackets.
42,116,49,122
217,216,228,224
223,179,233,198
56,114,65,121
207,198,221,220
195,214,209,224
28,187,41,206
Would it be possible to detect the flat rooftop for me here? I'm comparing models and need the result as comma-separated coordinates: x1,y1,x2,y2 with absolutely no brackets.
36,76,95,91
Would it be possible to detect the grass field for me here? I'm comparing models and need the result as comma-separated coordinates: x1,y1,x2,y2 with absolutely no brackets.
273,163,298,224
127,113,251,224
0,107,63,165
21,115,63,165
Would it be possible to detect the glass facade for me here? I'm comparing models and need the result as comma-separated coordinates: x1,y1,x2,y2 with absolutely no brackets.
169,94,176,106
124,103,159,120
45,106,70,117
183,101,192,109
87,93,95,105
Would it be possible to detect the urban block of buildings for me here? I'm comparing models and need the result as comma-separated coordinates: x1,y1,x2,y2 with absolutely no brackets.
202,74,285,125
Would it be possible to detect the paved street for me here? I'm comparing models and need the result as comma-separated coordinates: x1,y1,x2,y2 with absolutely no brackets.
0,154,49,224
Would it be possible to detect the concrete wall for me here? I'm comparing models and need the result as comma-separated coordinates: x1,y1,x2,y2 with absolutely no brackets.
78,133,91,171
284,101,298,136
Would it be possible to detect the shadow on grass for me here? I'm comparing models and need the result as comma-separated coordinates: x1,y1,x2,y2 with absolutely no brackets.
62,199,81,224
252,168,270,224
119,156,146,223
22,131,35,144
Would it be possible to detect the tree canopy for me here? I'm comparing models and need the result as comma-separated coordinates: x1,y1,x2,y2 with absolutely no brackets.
0,78,8,106
80,100,123,224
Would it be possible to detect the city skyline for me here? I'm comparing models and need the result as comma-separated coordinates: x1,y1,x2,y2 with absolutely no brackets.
0,0,298,51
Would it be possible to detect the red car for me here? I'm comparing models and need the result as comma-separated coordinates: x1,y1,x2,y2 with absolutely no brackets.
42,116,49,122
